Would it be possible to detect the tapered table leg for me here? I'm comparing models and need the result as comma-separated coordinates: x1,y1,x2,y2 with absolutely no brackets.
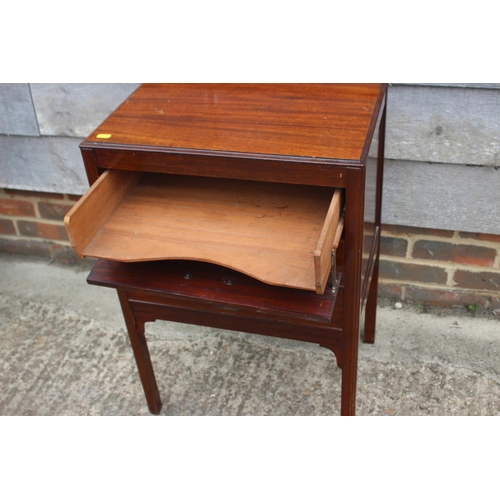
117,290,162,414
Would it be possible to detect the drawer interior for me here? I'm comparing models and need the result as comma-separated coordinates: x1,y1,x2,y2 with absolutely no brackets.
65,170,344,294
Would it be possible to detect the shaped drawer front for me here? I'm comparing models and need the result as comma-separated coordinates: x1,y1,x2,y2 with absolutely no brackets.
65,170,343,294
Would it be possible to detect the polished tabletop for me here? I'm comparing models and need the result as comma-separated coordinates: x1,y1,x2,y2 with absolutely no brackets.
87,84,384,162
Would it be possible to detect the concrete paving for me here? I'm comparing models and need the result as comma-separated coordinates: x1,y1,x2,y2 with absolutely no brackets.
1,252,499,416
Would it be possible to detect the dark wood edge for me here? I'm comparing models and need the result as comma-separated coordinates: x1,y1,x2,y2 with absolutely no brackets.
82,147,349,188
80,147,101,186
375,96,387,222
359,83,388,167
79,140,365,169
360,226,380,312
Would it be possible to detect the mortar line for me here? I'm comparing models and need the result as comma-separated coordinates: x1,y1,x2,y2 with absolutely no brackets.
406,236,415,259
379,255,500,274
0,215,67,226
381,228,500,250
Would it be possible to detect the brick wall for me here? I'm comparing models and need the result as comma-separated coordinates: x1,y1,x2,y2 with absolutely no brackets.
0,188,80,264
379,224,500,309
1,184,499,309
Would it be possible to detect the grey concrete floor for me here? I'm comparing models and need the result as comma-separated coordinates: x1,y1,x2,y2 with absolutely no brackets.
1,252,499,416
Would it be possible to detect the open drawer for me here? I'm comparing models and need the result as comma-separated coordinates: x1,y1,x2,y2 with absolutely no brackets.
64,170,344,294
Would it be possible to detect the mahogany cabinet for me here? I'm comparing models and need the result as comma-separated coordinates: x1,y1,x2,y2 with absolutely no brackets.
65,84,387,415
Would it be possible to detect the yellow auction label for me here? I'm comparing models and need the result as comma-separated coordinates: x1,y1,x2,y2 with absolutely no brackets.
96,133,112,139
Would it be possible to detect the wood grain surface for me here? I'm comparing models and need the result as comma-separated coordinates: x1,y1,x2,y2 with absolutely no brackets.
86,84,382,161
64,169,143,257
68,172,343,292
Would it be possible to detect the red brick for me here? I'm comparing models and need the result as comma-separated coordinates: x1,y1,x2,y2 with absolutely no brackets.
67,194,82,201
0,199,35,217
459,231,500,244
0,219,16,235
413,240,496,267
4,189,64,200
377,283,404,301
453,270,500,292
381,224,454,238
380,236,408,257
17,221,69,241
0,238,51,258
404,285,500,309
379,260,448,285
38,202,74,221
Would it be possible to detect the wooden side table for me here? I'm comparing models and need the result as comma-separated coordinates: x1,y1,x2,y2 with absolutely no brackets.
65,84,387,415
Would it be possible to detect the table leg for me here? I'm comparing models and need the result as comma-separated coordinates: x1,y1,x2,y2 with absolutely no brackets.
117,290,162,415
363,253,379,344
340,345,358,416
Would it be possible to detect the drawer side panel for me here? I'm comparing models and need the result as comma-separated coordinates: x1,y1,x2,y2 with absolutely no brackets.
64,169,143,257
